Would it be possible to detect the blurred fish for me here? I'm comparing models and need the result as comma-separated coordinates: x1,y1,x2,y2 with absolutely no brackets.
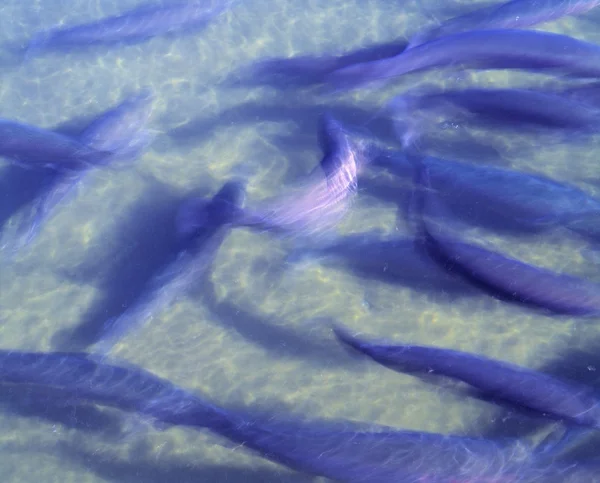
91,180,245,356
0,120,112,171
333,324,600,430
325,29,600,92
3,89,156,254
0,349,223,428
389,86,600,147
25,0,237,58
561,80,600,106
370,150,600,240
408,0,600,48
231,39,408,88
414,163,600,316
238,115,367,238
0,347,571,482
78,88,156,162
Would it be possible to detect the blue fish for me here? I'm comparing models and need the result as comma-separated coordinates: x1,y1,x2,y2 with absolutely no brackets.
91,180,246,355
408,0,600,48
78,88,156,162
332,324,600,430
26,0,237,58
233,39,408,88
371,150,600,240
239,115,367,238
0,121,112,171
325,29,600,92
0,347,581,482
389,87,600,146
4,89,155,254
414,163,600,316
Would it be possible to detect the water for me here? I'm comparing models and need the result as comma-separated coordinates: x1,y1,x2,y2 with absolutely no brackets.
1,0,600,481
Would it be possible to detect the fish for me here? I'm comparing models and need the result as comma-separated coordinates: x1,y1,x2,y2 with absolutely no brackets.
238,114,367,238
0,347,578,482
408,0,600,48
369,150,600,238
90,180,246,355
0,120,112,171
389,86,600,146
325,29,600,92
332,324,600,430
78,87,156,162
232,39,408,88
414,162,600,316
4,89,156,254
26,0,237,58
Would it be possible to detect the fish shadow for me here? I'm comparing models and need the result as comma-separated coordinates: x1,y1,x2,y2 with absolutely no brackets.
167,97,397,152
0,166,60,235
468,336,600,460
0,384,124,438
51,180,193,351
53,437,314,483
197,268,361,369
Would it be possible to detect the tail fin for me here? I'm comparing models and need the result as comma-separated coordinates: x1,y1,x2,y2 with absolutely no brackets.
387,95,426,151
331,323,367,354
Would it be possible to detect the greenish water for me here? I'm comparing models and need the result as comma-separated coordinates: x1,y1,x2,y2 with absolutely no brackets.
1,1,600,482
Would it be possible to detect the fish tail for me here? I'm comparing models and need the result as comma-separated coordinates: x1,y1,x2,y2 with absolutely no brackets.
113,129,157,164
330,323,367,354
387,94,425,151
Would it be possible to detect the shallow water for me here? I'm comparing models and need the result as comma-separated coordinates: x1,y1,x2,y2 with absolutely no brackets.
1,0,600,482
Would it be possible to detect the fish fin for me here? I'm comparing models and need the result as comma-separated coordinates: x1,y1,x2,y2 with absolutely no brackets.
104,129,157,166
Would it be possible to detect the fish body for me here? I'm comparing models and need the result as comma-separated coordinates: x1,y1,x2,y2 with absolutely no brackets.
409,0,600,48
0,120,111,171
26,1,235,56
239,115,365,237
236,39,408,88
391,87,600,142
415,164,600,316
372,151,600,232
333,325,600,429
0,347,551,482
6,90,156,253
79,88,156,161
326,29,600,91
